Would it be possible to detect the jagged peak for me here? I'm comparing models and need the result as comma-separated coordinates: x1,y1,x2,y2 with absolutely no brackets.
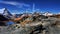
3,8,7,10
1,8,12,16
1,8,7,11
0,8,7,14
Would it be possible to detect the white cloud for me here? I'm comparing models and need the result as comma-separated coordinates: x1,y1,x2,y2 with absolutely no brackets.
0,1,18,5
58,12,60,14
0,1,30,8
0,8,5,13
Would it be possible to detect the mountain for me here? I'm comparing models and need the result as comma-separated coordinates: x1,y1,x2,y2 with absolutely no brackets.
43,11,53,16
3,8,12,16
13,14,23,18
2,8,13,19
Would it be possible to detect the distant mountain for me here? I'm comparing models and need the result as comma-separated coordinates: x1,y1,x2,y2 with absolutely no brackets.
13,14,23,18
43,11,53,16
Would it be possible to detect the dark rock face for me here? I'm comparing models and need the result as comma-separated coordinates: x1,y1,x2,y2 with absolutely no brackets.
3,8,12,19
30,24,44,34
0,14,9,21
0,22,6,26
0,14,9,26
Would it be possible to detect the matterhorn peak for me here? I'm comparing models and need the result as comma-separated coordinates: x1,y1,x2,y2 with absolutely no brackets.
3,8,12,16
3,8,7,10
3,8,8,14
0,8,7,14
2,8,12,19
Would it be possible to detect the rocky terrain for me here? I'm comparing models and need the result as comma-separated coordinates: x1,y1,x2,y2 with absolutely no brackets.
0,8,60,34
0,17,60,34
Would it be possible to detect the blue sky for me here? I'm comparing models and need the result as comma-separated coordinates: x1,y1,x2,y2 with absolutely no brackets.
0,0,60,14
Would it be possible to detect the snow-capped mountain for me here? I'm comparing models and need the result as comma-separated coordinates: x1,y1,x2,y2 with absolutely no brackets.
3,8,12,15
0,8,12,19
43,12,53,16
3,8,13,19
